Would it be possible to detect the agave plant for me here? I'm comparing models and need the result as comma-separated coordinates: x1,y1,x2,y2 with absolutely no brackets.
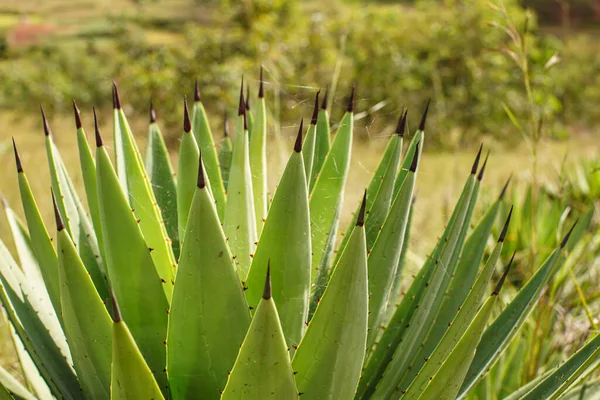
0,71,598,400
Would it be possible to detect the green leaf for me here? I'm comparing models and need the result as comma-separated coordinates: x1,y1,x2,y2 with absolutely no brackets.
168,164,251,399
415,294,499,400
292,216,368,400
520,333,600,400
223,112,257,280
457,247,565,398
44,130,108,306
177,121,200,245
56,224,112,399
112,99,176,301
244,147,311,354
221,272,298,400
302,122,317,184
0,365,36,400
218,126,233,191
309,107,331,191
309,111,353,285
145,114,179,259
96,143,169,393
192,96,227,219
249,91,268,234
110,316,165,400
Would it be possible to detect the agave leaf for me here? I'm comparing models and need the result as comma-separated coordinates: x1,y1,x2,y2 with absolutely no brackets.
168,161,251,399
562,377,600,400
309,110,353,284
309,104,331,190
111,92,176,300
110,314,165,400
218,118,233,190
56,221,112,399
221,270,298,400
457,246,566,398
0,240,80,399
96,143,169,392
192,93,227,218
366,150,416,348
302,91,320,184
44,126,108,305
0,365,35,400
292,204,368,400
244,140,311,354
415,294,499,400
393,130,424,198
389,196,415,302
14,149,61,318
364,167,477,399
145,109,179,259
402,240,505,398
249,78,268,233
223,107,257,280
520,333,600,400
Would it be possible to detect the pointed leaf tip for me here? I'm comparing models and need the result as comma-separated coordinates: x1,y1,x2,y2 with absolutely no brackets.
499,174,512,200
258,66,264,98
409,142,420,172
238,76,246,116
245,84,250,110
12,138,23,173
197,151,206,189
493,251,515,295
347,85,356,113
419,99,430,131
471,144,483,175
263,261,272,299
93,108,103,147
194,79,201,102
560,219,578,248
223,111,229,137
149,102,157,124
356,190,367,226
311,90,321,125
183,97,191,132
112,81,121,109
40,105,51,136
499,206,513,242
51,190,64,231
395,109,407,136
110,290,122,322
321,88,328,110
72,100,82,129
294,119,304,153
477,150,490,181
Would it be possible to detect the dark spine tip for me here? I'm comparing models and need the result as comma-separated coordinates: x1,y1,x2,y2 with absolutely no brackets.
258,66,264,98
395,109,408,136
183,97,191,133
194,79,201,102
150,101,157,124
112,81,121,109
560,219,579,249
477,151,490,181
72,100,82,129
238,77,246,116
93,108,103,148
51,190,64,232
110,289,122,322
197,151,206,189
321,88,328,110
409,143,420,172
243,108,248,131
311,90,321,125
357,190,367,227
493,251,515,295
471,144,483,175
263,261,272,300
294,119,304,153
245,85,250,110
12,138,23,173
419,99,430,131
499,174,512,200
347,85,355,113
40,106,51,137
223,111,229,137
498,206,513,242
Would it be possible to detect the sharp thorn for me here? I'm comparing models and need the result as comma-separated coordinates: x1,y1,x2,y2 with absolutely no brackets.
477,150,490,181
194,79,201,102
294,119,304,153
110,289,122,322
12,138,23,173
357,190,367,227
311,90,320,125
499,174,512,200
493,251,515,295
321,87,328,110
93,108,104,147
347,85,355,113
498,206,513,242
40,106,51,137
560,219,579,249
245,84,250,110
112,81,121,109
150,101,157,123
51,190,64,231
183,97,191,133
419,99,430,131
258,66,264,98
238,76,245,116
72,100,82,129
263,260,272,299
197,151,206,189
395,109,407,136
223,111,229,137
471,144,483,175
409,143,420,172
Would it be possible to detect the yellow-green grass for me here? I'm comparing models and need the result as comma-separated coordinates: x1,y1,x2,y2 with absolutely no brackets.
0,110,598,371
